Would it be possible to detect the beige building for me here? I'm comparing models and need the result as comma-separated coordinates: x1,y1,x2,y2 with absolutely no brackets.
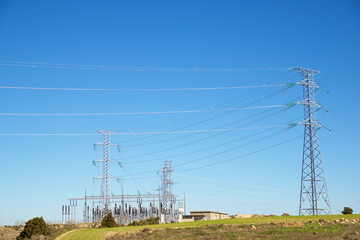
179,211,229,222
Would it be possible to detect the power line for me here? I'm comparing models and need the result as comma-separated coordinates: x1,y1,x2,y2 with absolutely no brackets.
119,70,296,133
175,135,302,174
125,116,302,164
177,175,297,193
328,111,360,131
122,105,282,148
124,127,285,162
0,84,285,91
0,124,286,136
0,104,285,116
121,110,288,160
120,98,301,160
118,135,302,179
173,129,289,169
0,60,292,71
118,87,289,144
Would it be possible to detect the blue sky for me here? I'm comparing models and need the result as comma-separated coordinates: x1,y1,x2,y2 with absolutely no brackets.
0,0,359,225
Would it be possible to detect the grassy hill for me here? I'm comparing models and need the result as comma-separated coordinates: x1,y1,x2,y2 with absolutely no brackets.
60,214,360,240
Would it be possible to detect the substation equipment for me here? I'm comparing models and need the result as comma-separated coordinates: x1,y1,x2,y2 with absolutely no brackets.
62,130,185,224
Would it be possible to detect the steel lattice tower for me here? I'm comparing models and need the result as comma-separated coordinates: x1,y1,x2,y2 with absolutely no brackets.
94,130,118,212
294,67,331,215
159,160,175,221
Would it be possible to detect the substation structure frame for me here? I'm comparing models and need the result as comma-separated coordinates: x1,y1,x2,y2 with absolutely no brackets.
158,160,177,223
62,193,185,224
61,130,185,224
94,130,119,212
294,67,331,215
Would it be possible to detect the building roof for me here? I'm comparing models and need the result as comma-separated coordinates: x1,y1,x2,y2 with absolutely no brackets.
190,211,228,215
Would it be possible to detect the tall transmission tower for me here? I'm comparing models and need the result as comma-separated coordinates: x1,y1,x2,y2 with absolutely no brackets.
294,67,331,215
158,160,175,222
94,130,120,213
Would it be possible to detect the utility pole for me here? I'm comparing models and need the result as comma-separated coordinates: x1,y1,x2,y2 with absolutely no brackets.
294,67,331,215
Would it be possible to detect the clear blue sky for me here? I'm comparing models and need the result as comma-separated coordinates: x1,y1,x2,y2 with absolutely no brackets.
0,0,359,225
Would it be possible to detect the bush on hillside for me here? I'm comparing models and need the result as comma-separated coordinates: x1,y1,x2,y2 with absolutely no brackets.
128,217,160,226
342,207,353,214
17,217,47,239
101,212,118,228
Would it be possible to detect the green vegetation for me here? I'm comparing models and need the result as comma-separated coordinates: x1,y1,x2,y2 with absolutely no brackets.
17,216,47,240
61,214,360,240
128,217,159,226
108,221,359,240
101,212,117,228
259,222,343,235
342,206,353,214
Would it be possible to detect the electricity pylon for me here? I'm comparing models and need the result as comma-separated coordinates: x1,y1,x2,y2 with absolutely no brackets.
158,160,175,222
294,67,331,215
94,130,120,213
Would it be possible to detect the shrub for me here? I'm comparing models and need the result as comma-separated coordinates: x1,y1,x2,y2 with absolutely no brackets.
101,212,118,228
342,207,353,214
128,217,160,226
142,227,151,232
146,217,159,225
17,217,47,239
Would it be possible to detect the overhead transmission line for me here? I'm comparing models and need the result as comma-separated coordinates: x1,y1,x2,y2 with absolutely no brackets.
0,125,286,136
118,135,302,180
124,115,302,164
176,175,297,193
120,104,299,160
122,105,282,148
0,60,291,71
174,128,295,169
117,85,290,144
119,70,296,133
121,92,301,149
0,104,284,116
176,135,302,173
0,84,285,91
123,125,284,161
116,70,297,133
114,94,307,177
117,114,303,176
118,92,300,155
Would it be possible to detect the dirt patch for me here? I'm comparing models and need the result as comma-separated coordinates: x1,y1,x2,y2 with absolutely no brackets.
104,231,118,239
0,226,23,240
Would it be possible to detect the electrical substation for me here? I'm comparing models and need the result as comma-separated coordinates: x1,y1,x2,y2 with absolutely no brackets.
62,67,331,224
62,131,185,224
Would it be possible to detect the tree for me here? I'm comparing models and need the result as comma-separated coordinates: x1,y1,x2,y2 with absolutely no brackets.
101,212,118,228
342,207,353,214
17,217,47,239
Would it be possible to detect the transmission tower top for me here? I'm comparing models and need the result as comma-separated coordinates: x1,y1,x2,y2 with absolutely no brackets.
293,67,320,76
97,130,117,135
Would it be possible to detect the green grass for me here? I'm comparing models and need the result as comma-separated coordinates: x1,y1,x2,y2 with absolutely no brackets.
260,222,343,235
61,214,360,240
61,228,111,240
